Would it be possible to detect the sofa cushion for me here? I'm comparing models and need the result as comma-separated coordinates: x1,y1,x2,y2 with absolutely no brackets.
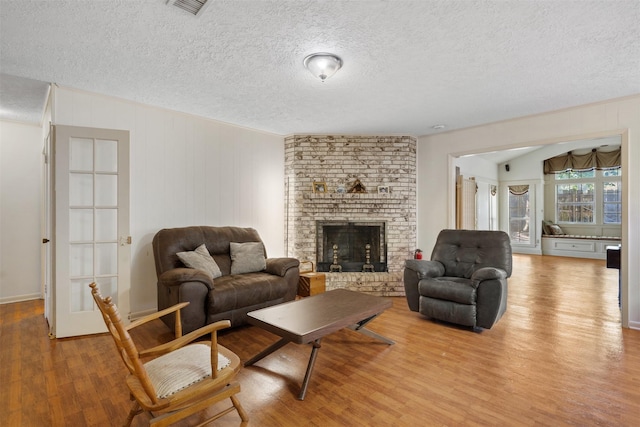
176,244,222,279
419,277,476,305
208,273,291,314
230,242,266,274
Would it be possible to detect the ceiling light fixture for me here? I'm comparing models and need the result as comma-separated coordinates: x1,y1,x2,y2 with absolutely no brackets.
303,53,343,82
166,0,210,16
432,124,446,130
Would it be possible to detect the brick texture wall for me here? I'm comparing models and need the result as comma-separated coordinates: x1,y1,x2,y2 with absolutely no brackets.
284,135,417,296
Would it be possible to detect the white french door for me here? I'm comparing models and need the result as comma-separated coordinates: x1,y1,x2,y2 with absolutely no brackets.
51,125,130,338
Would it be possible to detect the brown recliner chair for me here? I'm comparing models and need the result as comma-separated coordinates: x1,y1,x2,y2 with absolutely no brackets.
403,229,512,330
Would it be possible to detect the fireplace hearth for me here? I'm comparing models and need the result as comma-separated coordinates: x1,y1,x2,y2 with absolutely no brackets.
316,221,387,272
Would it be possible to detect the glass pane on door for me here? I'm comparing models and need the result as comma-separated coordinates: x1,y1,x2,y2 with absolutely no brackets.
70,278,94,312
69,173,93,206
95,174,117,206
69,138,93,171
95,139,118,172
95,209,117,241
96,277,118,302
95,243,117,275
69,243,93,277
69,209,93,241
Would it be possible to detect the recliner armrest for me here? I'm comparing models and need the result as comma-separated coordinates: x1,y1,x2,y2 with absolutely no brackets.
403,259,445,312
471,267,507,284
264,257,300,277
404,259,445,279
158,268,214,290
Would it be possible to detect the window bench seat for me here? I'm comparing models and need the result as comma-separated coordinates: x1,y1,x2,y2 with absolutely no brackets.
541,235,621,260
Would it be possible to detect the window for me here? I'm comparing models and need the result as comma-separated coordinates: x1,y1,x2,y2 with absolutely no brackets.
508,185,529,243
556,183,594,223
556,170,595,180
603,181,621,224
603,168,622,177
551,167,621,225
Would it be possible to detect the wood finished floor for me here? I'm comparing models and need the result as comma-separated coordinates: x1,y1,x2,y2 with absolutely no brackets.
1,254,639,426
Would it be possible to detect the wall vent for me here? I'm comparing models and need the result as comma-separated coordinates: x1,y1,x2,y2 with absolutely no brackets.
167,0,210,16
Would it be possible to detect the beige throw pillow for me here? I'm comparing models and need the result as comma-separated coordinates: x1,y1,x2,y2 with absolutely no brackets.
549,224,565,235
176,244,222,279
230,242,266,274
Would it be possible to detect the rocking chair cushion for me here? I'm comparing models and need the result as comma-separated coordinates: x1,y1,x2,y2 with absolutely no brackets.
145,343,230,398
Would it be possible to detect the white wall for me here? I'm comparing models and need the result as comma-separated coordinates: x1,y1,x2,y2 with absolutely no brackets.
50,86,285,315
417,95,640,329
0,121,43,302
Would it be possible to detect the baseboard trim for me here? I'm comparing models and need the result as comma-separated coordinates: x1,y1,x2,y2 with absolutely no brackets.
129,307,157,321
0,293,43,305
628,320,640,331
512,247,542,255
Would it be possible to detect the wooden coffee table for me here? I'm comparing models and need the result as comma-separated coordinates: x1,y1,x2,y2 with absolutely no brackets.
244,289,394,400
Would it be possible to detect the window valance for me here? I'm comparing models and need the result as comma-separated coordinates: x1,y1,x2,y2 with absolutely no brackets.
543,148,621,174
508,185,529,195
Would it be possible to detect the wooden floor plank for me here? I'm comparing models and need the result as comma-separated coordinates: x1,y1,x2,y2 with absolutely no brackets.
1,254,639,426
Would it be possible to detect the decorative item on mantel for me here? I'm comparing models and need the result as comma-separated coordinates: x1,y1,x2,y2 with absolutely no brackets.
377,185,389,194
348,179,367,193
312,181,327,193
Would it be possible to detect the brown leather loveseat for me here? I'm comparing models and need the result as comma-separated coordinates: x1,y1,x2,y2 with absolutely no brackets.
152,226,299,334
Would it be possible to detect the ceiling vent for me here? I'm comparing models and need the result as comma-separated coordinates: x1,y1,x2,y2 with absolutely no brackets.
166,0,210,16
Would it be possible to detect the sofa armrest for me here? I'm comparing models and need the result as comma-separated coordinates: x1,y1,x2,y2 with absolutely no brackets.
158,268,214,291
403,259,445,312
265,257,300,277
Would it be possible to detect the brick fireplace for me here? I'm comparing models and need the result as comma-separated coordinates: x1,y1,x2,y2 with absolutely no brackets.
284,135,417,296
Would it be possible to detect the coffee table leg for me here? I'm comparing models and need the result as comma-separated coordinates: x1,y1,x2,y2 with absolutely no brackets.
298,338,322,400
348,313,395,345
244,337,289,366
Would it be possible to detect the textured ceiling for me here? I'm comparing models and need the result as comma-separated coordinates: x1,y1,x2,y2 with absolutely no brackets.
1,0,639,135
0,73,50,123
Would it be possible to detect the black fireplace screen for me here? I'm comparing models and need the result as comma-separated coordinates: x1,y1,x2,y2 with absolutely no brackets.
316,221,387,272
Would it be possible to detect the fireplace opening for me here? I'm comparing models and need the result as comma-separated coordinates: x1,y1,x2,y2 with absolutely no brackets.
316,221,387,272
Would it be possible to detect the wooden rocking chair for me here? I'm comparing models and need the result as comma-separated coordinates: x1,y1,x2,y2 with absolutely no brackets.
89,283,248,426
